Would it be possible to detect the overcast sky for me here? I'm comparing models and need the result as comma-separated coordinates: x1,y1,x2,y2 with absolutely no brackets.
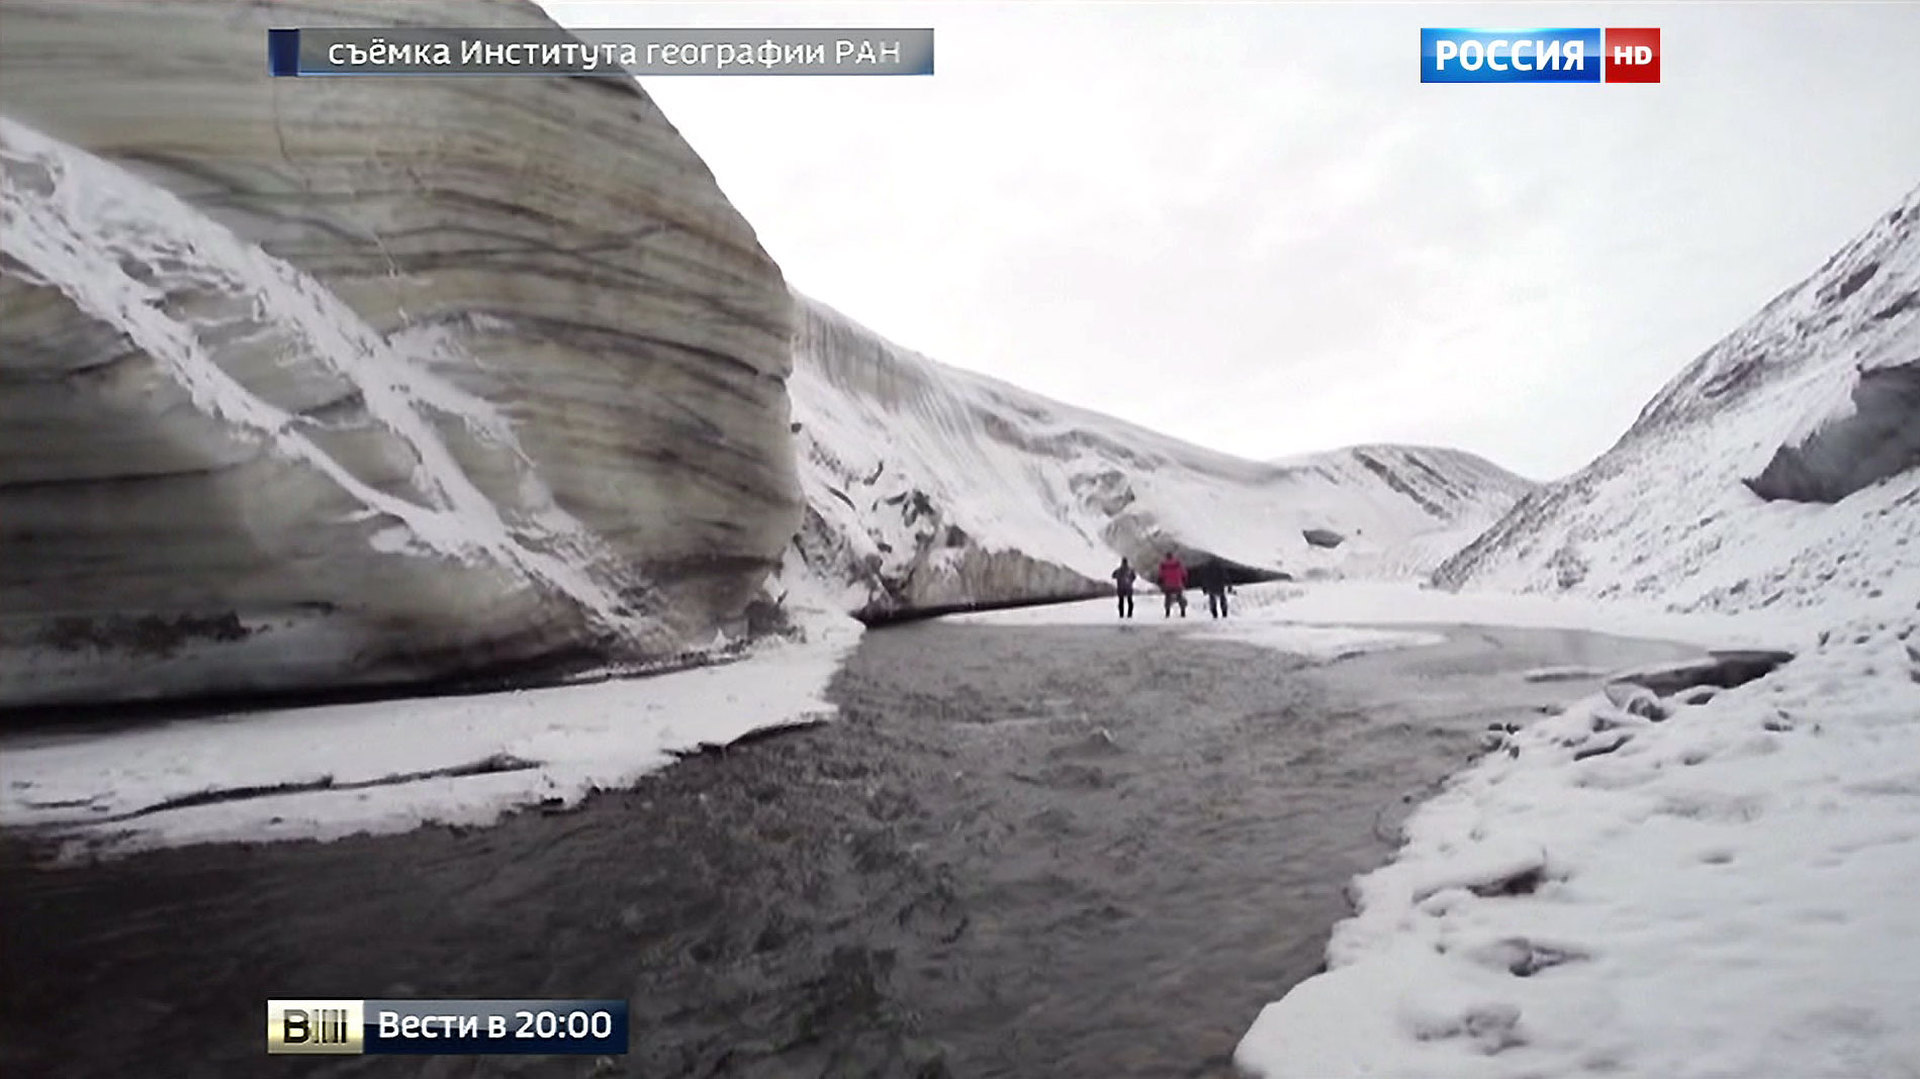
541,1,1920,480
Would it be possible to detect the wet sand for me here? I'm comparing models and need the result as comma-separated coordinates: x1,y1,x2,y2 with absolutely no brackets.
0,620,1699,1078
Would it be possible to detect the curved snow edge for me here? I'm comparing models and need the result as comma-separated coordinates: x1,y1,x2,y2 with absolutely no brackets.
1234,616,1920,1078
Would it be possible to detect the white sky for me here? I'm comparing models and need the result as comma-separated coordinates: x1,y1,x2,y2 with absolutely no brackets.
541,1,1920,480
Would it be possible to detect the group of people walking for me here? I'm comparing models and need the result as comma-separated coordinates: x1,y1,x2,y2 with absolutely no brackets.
1110,552,1231,620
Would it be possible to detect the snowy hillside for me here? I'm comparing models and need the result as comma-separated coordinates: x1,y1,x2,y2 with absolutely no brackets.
1239,187,1920,1079
780,295,1534,618
1436,186,1920,629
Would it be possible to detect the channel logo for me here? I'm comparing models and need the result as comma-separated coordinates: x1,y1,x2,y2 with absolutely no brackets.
1422,28,1660,84
267,999,364,1055
1603,28,1661,83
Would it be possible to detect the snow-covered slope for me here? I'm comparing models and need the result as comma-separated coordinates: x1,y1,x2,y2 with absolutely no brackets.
0,1,799,708
781,295,1533,618
1436,186,1920,627
1238,186,1920,1079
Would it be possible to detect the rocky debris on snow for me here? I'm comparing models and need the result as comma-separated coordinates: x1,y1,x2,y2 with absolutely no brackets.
1746,358,1920,503
1572,734,1634,760
1608,650,1796,696
1673,684,1720,706
1601,681,1672,721
1464,936,1590,978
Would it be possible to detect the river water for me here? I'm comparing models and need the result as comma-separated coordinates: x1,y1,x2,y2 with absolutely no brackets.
0,620,1698,1078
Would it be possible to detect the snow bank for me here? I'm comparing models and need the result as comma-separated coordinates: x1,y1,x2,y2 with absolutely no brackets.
950,587,1446,658
1237,615,1920,1079
959,579,1787,651
0,617,859,858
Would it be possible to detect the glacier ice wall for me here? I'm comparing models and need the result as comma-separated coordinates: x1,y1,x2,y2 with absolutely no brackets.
782,295,1532,618
0,1,800,707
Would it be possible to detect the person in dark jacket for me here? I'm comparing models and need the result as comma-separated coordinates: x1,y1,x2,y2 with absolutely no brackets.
1156,552,1188,617
1111,557,1137,619
1196,559,1232,618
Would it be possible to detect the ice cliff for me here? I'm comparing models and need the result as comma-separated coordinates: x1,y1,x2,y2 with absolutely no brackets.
1435,185,1920,625
782,296,1533,619
0,1,801,708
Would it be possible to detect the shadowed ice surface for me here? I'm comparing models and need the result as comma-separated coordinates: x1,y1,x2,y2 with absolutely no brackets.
0,620,1698,1078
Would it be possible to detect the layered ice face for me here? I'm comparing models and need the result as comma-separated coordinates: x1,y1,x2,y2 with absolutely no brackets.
0,0,801,707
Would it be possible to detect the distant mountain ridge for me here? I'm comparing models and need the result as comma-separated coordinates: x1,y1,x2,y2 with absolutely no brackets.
1436,184,1920,627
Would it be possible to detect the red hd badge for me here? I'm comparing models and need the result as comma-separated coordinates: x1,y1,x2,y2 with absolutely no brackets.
1605,27,1661,83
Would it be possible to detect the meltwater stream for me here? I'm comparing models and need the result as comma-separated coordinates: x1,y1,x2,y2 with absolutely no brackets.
0,620,1700,1078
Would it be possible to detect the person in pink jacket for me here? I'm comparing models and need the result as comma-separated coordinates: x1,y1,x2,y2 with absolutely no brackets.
1156,552,1188,618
